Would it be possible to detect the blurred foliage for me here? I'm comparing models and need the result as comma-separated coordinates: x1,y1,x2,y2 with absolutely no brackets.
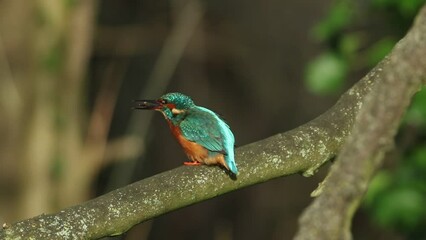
371,0,426,19
405,86,426,128
304,0,425,96
304,52,346,95
312,0,354,42
305,0,353,95
364,145,426,238
365,37,397,66
306,0,426,238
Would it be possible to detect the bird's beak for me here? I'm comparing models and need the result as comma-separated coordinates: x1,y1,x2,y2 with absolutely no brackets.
133,100,162,110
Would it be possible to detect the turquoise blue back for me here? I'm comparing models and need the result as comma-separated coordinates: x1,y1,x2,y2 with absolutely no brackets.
179,106,238,174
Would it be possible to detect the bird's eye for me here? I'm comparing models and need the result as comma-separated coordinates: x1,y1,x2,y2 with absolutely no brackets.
158,99,167,104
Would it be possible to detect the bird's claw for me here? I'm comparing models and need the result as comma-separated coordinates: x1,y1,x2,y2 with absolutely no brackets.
183,161,202,166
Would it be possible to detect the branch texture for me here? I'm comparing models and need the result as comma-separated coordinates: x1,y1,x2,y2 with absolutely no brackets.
0,71,373,239
295,4,426,240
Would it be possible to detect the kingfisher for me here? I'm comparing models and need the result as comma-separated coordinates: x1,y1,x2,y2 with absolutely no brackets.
134,92,238,175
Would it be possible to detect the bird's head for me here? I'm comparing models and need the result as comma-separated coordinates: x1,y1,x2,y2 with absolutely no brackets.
134,92,195,120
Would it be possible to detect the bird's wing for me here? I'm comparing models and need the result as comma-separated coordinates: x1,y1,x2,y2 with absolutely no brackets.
179,109,226,153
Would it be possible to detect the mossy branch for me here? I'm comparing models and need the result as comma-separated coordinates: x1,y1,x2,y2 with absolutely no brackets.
0,69,372,239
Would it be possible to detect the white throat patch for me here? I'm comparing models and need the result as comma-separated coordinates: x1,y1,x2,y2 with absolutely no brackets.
171,108,185,115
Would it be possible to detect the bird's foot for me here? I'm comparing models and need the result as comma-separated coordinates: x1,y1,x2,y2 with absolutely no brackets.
183,161,202,166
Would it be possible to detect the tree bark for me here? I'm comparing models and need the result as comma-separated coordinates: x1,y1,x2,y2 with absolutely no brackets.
0,58,374,239
0,0,97,220
294,5,426,240
0,64,373,238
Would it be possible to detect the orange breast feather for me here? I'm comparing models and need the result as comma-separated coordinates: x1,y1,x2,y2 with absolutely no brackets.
167,122,208,162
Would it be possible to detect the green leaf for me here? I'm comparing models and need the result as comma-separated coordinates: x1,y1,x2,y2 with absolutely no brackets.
397,0,426,18
339,33,362,58
364,170,393,207
366,37,397,66
410,146,426,174
304,52,347,95
312,1,354,41
371,0,397,8
404,86,426,127
374,187,426,230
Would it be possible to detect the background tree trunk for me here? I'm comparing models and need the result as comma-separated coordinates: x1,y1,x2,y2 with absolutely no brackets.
0,0,97,220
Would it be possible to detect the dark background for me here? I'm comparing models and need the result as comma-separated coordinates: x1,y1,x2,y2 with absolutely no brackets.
1,0,425,239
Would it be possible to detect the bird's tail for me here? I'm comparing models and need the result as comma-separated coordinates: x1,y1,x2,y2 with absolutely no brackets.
225,155,238,175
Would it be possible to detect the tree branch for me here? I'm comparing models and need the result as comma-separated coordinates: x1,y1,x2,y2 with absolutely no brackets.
0,70,373,239
2,4,426,240
295,4,426,240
